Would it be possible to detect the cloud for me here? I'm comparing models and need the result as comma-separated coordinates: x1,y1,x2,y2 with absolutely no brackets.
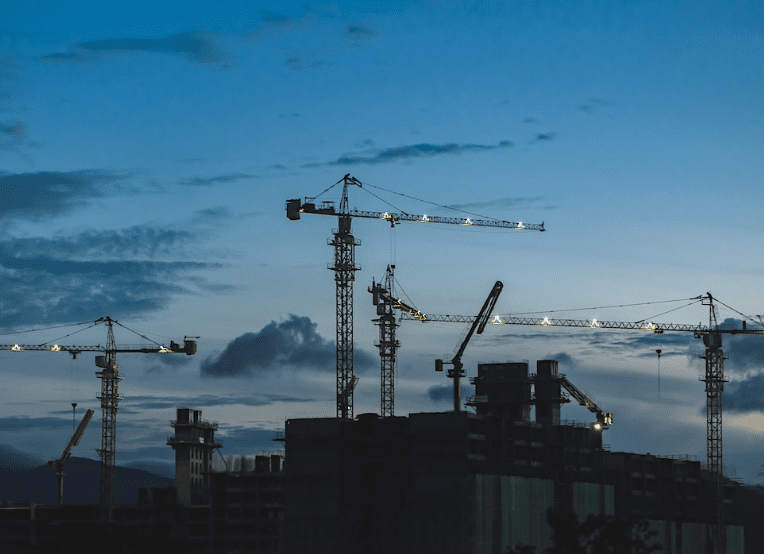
201,315,376,377
347,24,377,39
0,120,28,152
446,196,546,211
72,31,226,65
305,141,513,167
124,392,310,410
3,224,193,259
181,173,256,187
39,52,89,63
259,11,298,27
542,352,578,368
578,98,610,113
725,374,764,413
193,207,234,223
530,133,556,143
0,225,224,329
0,170,128,222
427,384,475,403
712,318,764,374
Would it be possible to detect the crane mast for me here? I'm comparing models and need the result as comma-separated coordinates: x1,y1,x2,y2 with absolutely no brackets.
370,265,401,417
95,317,120,506
330,176,362,419
287,175,543,419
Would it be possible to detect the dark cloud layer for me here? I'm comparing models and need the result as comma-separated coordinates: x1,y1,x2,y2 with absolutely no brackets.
0,120,26,151
447,196,545,211
0,170,127,222
201,315,376,377
123,392,310,410
427,384,475,403
0,226,223,329
725,374,764,413
181,173,256,187
4,225,193,260
306,141,513,167
71,31,225,65
347,24,377,38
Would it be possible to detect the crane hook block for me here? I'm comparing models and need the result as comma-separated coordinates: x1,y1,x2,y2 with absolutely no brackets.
286,199,302,220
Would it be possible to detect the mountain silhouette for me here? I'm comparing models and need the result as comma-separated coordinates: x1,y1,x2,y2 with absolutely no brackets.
1,454,173,504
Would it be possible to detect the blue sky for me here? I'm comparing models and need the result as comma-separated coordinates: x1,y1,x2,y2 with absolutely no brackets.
1,1,764,483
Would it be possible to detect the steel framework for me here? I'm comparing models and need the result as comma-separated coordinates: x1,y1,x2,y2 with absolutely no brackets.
287,174,544,419
95,318,121,506
330,213,360,419
371,265,399,417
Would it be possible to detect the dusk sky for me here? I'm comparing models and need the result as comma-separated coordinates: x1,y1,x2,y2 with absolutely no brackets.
1,1,764,483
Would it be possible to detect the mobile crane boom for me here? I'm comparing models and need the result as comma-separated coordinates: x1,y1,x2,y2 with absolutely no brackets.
559,376,612,429
47,409,95,504
436,281,503,412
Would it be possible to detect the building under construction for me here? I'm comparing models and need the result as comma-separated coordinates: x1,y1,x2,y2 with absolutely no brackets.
282,359,747,554
1,368,761,553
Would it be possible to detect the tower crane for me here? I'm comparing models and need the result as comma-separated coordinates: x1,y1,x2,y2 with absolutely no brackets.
287,174,543,419
369,264,427,417
398,292,764,476
400,291,759,553
371,276,612,427
1,316,197,506
48,408,94,504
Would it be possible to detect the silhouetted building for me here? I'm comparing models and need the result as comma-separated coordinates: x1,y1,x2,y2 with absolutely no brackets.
282,359,746,554
209,453,284,554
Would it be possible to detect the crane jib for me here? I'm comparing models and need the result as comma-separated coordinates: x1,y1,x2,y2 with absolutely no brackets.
286,198,544,231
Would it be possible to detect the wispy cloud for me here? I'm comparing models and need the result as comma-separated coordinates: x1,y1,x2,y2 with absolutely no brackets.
0,170,128,222
123,392,310,410
347,23,377,39
201,315,376,378
0,225,225,329
305,140,513,167
578,98,611,113
180,173,256,187
4,225,194,259
42,31,227,66
0,120,27,150
427,384,474,403
39,52,89,63
446,196,546,211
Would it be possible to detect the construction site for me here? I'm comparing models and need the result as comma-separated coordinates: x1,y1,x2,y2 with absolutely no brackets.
1,175,764,553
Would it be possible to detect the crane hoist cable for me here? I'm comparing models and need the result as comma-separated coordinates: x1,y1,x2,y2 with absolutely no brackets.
289,174,543,420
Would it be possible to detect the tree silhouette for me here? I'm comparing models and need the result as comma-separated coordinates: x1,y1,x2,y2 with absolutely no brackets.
506,506,663,554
